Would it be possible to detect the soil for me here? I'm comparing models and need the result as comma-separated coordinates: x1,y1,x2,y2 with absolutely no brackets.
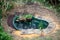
1,3,60,40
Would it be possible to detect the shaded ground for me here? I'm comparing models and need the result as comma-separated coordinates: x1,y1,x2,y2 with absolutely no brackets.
7,15,15,28
1,4,60,40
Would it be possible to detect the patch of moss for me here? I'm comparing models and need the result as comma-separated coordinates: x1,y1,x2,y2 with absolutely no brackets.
23,14,33,19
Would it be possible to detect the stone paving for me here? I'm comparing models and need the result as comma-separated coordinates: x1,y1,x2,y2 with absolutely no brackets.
21,29,41,34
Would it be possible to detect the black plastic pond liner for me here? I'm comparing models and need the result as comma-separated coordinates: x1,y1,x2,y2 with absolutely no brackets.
13,16,49,30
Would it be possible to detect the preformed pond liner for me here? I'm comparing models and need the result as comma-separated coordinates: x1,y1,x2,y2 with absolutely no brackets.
13,16,49,30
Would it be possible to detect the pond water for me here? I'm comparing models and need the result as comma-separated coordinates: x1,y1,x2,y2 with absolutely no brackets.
13,16,49,30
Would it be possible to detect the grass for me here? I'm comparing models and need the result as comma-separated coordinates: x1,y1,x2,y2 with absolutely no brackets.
0,18,13,40
23,14,33,19
0,1,13,40
0,31,13,40
0,17,13,40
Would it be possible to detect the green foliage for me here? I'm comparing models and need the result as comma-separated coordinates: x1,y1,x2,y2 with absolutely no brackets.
19,14,33,19
0,9,2,19
26,0,33,3
0,1,4,6
0,32,13,40
6,2,14,11
14,0,35,5
0,1,13,11
0,1,13,40
24,14,33,19
0,25,4,32
0,24,13,40
0,0,14,17
36,0,46,3
0,9,2,26
0,22,13,40
38,21,44,30
0,25,13,40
